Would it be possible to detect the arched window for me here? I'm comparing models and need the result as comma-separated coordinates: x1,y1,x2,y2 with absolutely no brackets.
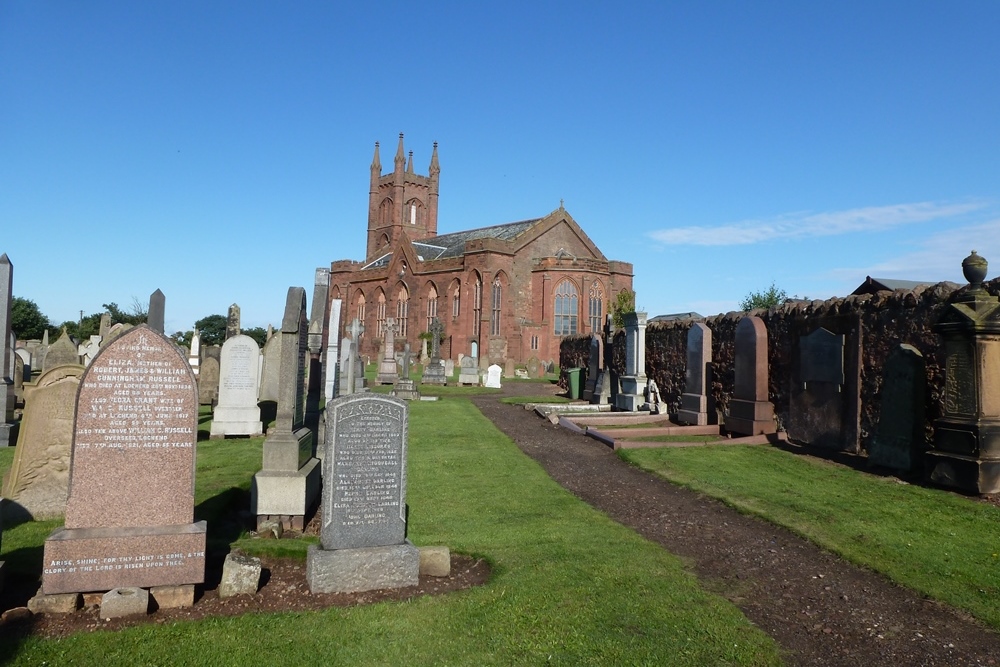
376,290,387,337
490,276,502,336
406,198,423,226
588,281,604,333
554,280,578,336
426,283,438,332
450,279,461,319
472,273,483,338
396,285,409,337
379,198,392,226
355,292,366,335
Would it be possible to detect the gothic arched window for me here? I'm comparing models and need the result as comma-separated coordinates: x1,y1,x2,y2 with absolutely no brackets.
490,276,502,336
588,281,604,333
396,285,409,337
554,280,578,336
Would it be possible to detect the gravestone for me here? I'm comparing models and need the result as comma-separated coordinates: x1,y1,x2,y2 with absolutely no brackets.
188,330,200,377
226,304,241,340
79,335,102,366
527,356,542,380
103,322,132,345
209,335,262,438
33,330,49,374
2,364,84,521
252,287,321,531
582,336,602,401
41,325,206,595
376,318,400,385
927,251,1000,492
421,318,447,385
198,356,220,406
390,343,420,401
45,329,80,370
788,323,861,452
869,344,925,471
504,358,515,379
147,289,165,334
0,254,15,447
258,334,281,403
616,312,648,412
457,356,479,386
15,347,31,384
99,313,111,340
13,353,24,407
485,364,502,388
677,322,715,424
323,299,343,402
339,343,353,396
724,316,775,436
307,394,418,593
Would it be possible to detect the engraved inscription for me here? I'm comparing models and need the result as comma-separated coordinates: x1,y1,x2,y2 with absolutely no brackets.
944,343,977,417
221,340,257,392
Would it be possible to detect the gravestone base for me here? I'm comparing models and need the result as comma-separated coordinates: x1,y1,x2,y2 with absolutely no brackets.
305,541,419,593
41,522,207,595
0,421,18,448
926,451,1000,494
591,370,615,405
677,392,714,426
615,376,646,412
209,406,262,439
457,370,479,386
375,359,399,386
724,399,775,436
252,457,321,530
390,379,421,401
422,362,447,386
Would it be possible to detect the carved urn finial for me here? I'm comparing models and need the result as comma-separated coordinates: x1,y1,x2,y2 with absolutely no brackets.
963,250,988,289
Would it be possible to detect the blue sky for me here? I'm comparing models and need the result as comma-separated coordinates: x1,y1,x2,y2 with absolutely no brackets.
3,2,999,334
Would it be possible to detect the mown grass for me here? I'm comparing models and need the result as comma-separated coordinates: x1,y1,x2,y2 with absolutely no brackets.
0,399,782,666
621,444,1000,630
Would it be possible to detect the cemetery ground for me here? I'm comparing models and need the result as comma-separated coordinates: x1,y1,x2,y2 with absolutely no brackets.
0,382,999,664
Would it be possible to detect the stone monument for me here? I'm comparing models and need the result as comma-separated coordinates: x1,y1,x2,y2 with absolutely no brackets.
226,303,241,340
927,251,1000,493
198,356,220,406
724,316,775,436
677,322,715,425
615,311,648,412
458,356,479,386
390,343,420,400
188,329,200,377
0,254,16,447
209,334,262,438
252,287,321,530
41,325,206,597
582,335,602,401
420,318,447,385
323,299,343,402
307,394,419,593
376,318,400,385
869,344,925,472
485,364,502,388
44,329,81,370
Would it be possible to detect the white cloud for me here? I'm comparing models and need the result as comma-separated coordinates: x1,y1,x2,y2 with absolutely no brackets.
648,201,987,247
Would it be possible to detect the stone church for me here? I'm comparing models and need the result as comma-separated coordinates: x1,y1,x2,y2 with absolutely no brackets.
326,134,633,366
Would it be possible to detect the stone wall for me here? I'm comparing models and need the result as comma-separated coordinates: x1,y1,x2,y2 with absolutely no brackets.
564,279,995,453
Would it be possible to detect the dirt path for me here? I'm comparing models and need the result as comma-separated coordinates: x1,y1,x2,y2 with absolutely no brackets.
473,391,1000,666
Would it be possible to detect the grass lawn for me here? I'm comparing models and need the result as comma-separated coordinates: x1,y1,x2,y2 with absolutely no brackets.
0,399,782,666
622,444,1000,631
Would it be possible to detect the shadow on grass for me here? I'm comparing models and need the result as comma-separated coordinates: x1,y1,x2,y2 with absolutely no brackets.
195,487,252,556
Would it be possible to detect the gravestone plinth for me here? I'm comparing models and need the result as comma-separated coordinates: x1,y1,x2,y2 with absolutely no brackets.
307,394,418,593
677,322,715,425
210,335,262,438
869,344,925,471
725,317,775,436
615,312,648,412
42,326,205,595
927,252,1000,493
252,288,321,531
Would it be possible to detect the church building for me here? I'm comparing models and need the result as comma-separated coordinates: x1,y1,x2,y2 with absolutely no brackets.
326,134,633,366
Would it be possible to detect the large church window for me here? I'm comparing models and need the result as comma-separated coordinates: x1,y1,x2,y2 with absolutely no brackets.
451,280,461,319
356,292,366,335
426,284,438,332
376,290,387,337
589,281,604,333
472,274,483,338
554,280,578,336
396,286,409,337
490,276,502,337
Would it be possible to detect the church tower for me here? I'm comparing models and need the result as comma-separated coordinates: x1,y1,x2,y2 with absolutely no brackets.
366,134,440,261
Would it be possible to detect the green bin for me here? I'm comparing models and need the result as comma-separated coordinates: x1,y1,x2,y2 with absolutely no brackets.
567,368,582,400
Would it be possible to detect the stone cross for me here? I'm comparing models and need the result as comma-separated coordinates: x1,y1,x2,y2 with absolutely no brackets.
78,335,102,366
383,317,397,359
429,318,443,360
402,342,411,378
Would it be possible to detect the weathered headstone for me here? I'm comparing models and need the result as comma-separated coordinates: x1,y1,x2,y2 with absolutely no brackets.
503,358,515,379
15,347,32,384
198,356,220,406
869,344,925,471
258,334,281,403
252,287,321,531
443,358,454,378
677,322,715,425
724,316,775,436
209,334,262,438
41,325,205,595
13,352,24,407
0,254,15,447
339,343,353,396
485,364,502,389
582,335,602,401
376,318,400,385
226,304,241,340
188,329,200,377
323,299,343,402
421,318,447,385
457,356,479,386
44,329,80,370
615,311,648,412
2,364,84,521
307,394,418,593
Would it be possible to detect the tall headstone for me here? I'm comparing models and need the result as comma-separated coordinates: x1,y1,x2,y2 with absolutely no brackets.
582,335,602,401
615,311,648,411
323,298,343,402
41,325,206,595
339,343,353,396
677,322,716,425
209,334,262,438
2,364,84,521
591,315,616,405
306,394,418,593
869,344,926,471
421,318,447,385
188,329,201,376
98,313,111,340
376,318,400,385
44,329,81,369
226,304,241,340
252,287,321,531
198,356,220,406
927,251,1000,492
147,289,165,334
258,334,282,403
0,254,15,447
725,316,775,436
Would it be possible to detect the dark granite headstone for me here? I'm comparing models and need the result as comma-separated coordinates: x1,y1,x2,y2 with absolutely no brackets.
869,344,925,471
800,328,845,386
725,316,775,436
677,322,715,425
147,289,165,334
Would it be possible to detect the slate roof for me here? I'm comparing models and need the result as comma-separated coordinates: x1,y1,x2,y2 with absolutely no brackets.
852,276,934,294
414,218,543,260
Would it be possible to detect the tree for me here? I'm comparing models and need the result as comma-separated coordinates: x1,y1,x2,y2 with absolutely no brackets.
739,282,788,311
193,314,227,346
611,289,636,329
243,326,268,348
11,296,50,340
102,297,147,326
